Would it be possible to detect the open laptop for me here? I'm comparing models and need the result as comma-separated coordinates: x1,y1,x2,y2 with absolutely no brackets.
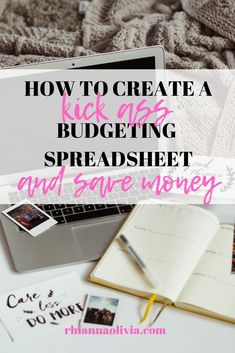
0,46,165,272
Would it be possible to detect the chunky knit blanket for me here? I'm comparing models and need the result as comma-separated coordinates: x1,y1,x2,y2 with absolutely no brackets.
0,0,234,69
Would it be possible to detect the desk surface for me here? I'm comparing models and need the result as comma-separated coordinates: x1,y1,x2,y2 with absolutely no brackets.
0,220,235,353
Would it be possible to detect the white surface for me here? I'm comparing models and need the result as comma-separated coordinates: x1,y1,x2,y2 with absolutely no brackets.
0,222,234,353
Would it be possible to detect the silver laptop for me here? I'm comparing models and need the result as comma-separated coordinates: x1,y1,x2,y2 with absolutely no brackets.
0,46,165,273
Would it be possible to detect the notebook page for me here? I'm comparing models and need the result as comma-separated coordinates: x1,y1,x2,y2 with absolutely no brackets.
176,225,235,320
92,204,219,302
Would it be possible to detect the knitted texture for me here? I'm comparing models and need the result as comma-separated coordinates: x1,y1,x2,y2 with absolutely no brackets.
0,0,234,69
181,0,235,43
83,0,235,69
0,0,91,67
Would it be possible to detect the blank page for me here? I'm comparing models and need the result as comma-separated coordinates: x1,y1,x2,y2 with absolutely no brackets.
177,225,235,320
92,204,219,302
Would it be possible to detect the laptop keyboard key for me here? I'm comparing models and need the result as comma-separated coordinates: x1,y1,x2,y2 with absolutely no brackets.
84,204,95,211
52,209,62,217
44,205,55,211
54,216,65,224
55,204,66,209
63,208,73,215
119,205,133,213
73,206,84,213
95,204,106,209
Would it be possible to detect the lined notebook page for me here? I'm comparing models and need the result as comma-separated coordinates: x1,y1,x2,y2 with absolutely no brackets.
92,205,219,302
177,225,235,320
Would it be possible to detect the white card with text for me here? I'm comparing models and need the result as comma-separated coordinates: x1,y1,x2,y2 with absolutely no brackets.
0,272,84,341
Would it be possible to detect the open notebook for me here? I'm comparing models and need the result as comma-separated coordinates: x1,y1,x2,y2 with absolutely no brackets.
89,204,235,324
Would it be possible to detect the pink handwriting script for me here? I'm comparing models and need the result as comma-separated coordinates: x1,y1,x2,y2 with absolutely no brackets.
62,93,173,126
17,167,222,205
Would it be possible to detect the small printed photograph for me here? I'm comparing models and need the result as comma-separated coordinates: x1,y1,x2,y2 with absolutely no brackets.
231,226,235,273
81,295,119,327
2,200,57,237
7,203,48,230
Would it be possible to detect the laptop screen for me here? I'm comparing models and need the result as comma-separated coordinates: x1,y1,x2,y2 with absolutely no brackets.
71,56,156,69
0,55,157,181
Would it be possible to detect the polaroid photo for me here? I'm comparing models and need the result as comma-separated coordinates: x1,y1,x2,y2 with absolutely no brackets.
80,295,119,327
2,199,57,236
231,226,235,273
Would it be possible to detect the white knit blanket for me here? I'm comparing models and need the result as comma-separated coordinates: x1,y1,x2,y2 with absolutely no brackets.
0,0,234,69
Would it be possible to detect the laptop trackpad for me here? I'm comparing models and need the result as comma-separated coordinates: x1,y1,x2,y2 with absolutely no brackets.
72,217,125,261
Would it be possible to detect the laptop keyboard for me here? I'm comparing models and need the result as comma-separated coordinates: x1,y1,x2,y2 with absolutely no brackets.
37,204,134,225
8,168,162,228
